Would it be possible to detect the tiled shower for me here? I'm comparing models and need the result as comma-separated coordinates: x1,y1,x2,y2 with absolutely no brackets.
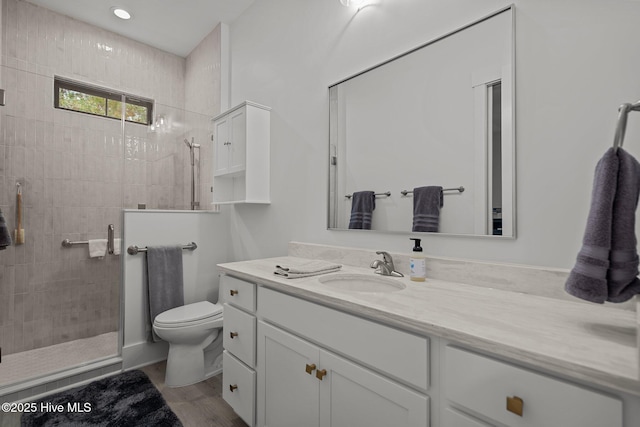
0,0,219,389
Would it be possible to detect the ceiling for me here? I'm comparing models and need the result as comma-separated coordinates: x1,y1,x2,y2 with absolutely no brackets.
25,0,256,57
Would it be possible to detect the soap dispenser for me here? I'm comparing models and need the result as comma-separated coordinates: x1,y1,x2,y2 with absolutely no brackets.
409,238,426,282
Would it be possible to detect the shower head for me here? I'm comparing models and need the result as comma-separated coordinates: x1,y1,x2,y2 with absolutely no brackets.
184,138,200,149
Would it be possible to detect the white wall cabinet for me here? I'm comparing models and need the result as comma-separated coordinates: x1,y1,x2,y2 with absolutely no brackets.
258,320,429,427
214,107,247,176
212,101,270,204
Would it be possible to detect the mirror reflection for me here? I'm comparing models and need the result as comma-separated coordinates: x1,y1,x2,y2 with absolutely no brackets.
328,6,515,237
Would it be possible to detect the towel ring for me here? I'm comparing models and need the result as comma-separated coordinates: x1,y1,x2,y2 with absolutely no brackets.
613,101,640,151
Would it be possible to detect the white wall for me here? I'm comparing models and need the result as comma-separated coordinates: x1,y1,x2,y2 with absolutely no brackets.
122,210,230,369
227,0,640,269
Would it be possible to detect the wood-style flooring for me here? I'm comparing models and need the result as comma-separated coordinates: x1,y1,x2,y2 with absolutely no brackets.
0,361,241,427
141,361,249,427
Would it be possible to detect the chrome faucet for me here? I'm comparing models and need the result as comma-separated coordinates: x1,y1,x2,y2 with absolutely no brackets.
370,251,404,277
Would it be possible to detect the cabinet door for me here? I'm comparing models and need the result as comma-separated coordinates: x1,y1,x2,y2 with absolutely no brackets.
319,351,429,427
258,321,320,427
213,116,230,176
228,107,247,174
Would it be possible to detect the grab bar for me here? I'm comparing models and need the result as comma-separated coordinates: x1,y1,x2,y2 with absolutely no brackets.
61,239,89,248
127,242,198,255
61,224,116,249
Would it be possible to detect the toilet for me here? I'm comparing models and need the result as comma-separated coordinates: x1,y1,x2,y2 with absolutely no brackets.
153,300,224,387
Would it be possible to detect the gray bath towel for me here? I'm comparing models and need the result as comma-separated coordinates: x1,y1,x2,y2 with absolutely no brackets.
412,186,443,232
565,147,640,303
349,191,376,230
146,245,185,341
0,209,11,250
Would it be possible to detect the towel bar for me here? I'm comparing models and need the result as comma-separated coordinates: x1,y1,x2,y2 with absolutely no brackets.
345,191,391,199
401,186,465,196
127,242,198,255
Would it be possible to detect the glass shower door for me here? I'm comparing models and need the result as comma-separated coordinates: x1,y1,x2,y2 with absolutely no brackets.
0,66,122,391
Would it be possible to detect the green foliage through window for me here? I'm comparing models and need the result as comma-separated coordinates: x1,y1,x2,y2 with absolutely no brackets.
54,78,153,125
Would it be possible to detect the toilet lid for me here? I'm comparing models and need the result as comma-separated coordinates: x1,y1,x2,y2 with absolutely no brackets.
155,301,223,325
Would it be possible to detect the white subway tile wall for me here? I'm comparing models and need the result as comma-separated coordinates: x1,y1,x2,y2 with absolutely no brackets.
0,0,221,363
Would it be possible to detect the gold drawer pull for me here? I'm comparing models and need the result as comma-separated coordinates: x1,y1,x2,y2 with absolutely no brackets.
506,396,523,417
230,332,238,339
229,384,238,392
305,363,316,375
230,289,239,296
316,369,327,381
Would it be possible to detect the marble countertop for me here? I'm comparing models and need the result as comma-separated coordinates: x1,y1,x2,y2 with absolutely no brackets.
218,256,640,397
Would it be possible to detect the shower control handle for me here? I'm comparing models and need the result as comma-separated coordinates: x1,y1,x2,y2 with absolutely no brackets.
107,224,115,254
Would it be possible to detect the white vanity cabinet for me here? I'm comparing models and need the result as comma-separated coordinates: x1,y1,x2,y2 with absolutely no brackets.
443,346,623,427
221,274,258,426
212,101,270,204
256,287,429,427
218,266,634,427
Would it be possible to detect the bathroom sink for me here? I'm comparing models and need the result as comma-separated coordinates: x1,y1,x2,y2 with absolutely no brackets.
317,273,406,293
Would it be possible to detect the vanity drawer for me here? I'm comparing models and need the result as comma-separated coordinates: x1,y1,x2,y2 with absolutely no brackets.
258,287,429,392
221,274,256,313
444,346,622,427
223,350,256,427
223,303,256,367
442,407,491,427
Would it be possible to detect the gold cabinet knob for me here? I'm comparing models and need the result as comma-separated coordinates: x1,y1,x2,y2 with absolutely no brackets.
230,289,239,296
506,396,523,417
229,384,238,392
316,369,327,381
230,332,238,339
305,363,316,375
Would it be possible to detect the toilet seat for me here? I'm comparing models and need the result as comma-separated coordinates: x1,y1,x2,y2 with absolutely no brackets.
154,301,223,328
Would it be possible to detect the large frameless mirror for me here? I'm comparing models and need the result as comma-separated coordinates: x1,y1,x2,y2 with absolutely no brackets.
328,5,515,237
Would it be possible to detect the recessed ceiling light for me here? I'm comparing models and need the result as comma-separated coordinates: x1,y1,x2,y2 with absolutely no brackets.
112,7,131,20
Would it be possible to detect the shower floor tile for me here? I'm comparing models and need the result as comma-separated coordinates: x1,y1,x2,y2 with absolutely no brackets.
0,332,118,388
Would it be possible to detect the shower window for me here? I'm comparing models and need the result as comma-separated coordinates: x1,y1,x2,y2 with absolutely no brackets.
54,77,153,125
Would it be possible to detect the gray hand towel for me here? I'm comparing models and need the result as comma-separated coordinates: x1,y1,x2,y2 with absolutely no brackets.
349,191,376,230
412,186,443,232
0,209,12,250
607,148,640,302
565,147,640,303
146,245,185,341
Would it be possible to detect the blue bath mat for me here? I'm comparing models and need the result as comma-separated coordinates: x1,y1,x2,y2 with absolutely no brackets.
20,369,182,426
